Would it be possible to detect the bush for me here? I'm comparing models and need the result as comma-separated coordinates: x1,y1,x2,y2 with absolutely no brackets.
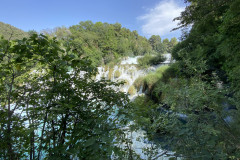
160,63,179,83
149,54,166,65
131,96,158,130
144,73,160,90
137,54,152,68
118,79,129,86
155,65,169,74
137,54,166,68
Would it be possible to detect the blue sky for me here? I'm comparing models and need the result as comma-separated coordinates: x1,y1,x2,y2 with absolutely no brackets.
0,0,187,39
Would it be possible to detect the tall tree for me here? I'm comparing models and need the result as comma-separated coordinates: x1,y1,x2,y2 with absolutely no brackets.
131,0,240,159
0,34,134,159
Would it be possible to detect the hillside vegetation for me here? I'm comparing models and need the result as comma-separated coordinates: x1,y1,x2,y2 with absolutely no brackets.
0,20,178,67
42,21,178,67
0,22,28,40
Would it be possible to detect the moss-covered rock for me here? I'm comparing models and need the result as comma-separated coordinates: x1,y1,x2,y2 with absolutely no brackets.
133,76,145,91
133,65,170,92
114,70,121,78
128,85,137,95
108,68,114,80
104,65,108,72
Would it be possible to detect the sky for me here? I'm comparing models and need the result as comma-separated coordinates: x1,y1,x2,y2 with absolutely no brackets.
0,0,187,39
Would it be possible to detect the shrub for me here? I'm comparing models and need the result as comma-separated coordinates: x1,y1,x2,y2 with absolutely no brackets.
156,65,169,74
149,54,166,65
137,54,152,68
160,63,179,83
131,96,158,129
118,79,130,86
144,73,163,91
137,54,166,68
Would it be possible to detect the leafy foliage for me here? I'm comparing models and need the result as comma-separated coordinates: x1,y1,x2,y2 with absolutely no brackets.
137,54,166,68
0,22,29,40
133,65,169,93
42,21,177,67
0,34,134,159
131,0,240,159
56,21,154,67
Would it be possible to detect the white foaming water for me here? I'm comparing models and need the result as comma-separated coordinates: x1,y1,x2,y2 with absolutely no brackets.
96,54,172,99
96,63,145,98
121,56,143,65
96,55,179,160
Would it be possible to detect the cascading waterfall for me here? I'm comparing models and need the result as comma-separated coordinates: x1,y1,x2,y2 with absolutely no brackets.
96,64,145,98
96,54,179,160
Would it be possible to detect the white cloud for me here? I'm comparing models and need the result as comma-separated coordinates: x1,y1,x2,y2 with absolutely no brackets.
138,0,185,37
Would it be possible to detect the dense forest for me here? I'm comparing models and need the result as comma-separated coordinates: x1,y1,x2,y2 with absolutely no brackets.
1,0,240,159
41,21,177,67
132,0,240,159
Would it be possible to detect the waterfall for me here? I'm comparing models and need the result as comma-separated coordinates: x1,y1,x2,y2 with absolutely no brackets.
97,62,145,99
96,55,180,160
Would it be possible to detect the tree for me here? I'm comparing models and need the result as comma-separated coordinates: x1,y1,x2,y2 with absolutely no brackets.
0,34,133,159
169,38,178,51
162,38,170,53
148,35,166,54
67,21,155,66
131,0,240,159
149,35,161,47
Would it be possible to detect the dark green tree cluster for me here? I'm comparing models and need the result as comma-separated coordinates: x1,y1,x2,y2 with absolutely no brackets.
132,0,240,159
137,54,166,68
0,22,29,40
136,35,177,68
0,34,135,159
149,35,177,54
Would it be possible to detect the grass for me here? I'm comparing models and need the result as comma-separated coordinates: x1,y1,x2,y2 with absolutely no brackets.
133,76,145,91
133,65,170,92
137,54,166,69
155,65,169,74
108,68,114,80
114,70,121,78
104,65,108,72
128,85,137,95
